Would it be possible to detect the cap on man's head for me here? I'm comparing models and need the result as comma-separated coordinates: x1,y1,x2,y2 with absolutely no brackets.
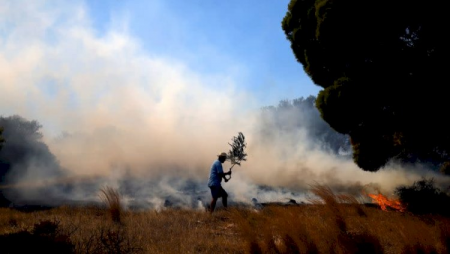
217,152,227,158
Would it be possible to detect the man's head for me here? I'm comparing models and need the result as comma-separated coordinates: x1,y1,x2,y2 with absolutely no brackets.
217,152,227,163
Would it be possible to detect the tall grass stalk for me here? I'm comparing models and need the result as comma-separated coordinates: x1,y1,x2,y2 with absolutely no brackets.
99,186,122,223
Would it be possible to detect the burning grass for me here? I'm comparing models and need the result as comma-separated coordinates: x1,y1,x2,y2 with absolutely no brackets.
1,186,450,253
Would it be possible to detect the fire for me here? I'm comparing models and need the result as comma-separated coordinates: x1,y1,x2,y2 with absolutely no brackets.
367,193,405,212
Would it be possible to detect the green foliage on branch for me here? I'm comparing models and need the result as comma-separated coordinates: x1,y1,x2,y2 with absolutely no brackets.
227,132,247,168
282,0,450,171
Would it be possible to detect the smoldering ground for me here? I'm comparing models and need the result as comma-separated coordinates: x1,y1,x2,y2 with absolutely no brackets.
1,1,450,210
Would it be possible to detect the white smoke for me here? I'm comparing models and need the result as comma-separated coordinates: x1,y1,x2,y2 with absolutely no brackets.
1,0,449,209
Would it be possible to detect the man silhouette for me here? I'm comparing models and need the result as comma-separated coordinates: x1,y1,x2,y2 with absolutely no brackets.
207,152,232,213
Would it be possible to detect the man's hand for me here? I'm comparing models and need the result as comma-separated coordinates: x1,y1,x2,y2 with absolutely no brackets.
223,171,232,182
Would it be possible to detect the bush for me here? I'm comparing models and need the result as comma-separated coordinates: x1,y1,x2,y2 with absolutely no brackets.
0,220,74,253
440,162,450,176
395,178,450,216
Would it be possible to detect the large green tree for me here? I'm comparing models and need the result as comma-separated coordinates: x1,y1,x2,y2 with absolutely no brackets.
282,0,449,171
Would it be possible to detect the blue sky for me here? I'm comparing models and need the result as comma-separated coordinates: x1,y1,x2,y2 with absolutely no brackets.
86,0,321,106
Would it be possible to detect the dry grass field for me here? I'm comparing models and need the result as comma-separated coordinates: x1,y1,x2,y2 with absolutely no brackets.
1,185,450,254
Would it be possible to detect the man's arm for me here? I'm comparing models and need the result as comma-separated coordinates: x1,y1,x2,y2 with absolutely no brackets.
216,162,231,182
220,170,232,182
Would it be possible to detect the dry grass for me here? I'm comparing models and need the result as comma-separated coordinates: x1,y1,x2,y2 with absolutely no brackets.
99,186,122,223
1,184,450,253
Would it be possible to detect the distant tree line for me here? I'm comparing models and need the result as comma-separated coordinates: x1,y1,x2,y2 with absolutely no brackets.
0,126,4,151
0,115,63,206
258,95,351,156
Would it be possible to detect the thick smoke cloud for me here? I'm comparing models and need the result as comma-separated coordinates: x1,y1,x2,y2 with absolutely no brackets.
1,1,449,209
245,100,450,194
257,96,351,155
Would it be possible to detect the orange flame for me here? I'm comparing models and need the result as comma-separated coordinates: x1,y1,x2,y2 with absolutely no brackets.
367,193,405,212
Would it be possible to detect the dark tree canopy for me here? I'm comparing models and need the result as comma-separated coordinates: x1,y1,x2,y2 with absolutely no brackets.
0,126,4,150
282,0,449,171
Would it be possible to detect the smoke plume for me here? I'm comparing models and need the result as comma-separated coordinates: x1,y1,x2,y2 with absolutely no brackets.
1,1,449,209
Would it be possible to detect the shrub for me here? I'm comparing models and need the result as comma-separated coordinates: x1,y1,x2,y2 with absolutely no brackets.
440,162,450,176
0,220,74,253
395,178,450,215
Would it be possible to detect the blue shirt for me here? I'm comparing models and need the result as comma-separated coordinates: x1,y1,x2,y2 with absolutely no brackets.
207,160,224,187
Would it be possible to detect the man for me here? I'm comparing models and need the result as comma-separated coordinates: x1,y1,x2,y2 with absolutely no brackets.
207,152,232,213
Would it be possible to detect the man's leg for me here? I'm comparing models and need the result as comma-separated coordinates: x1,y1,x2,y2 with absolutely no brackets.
209,186,219,213
210,197,217,213
221,187,228,208
222,196,227,208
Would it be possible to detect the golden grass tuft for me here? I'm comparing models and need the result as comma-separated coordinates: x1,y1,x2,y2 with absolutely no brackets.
99,186,122,223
